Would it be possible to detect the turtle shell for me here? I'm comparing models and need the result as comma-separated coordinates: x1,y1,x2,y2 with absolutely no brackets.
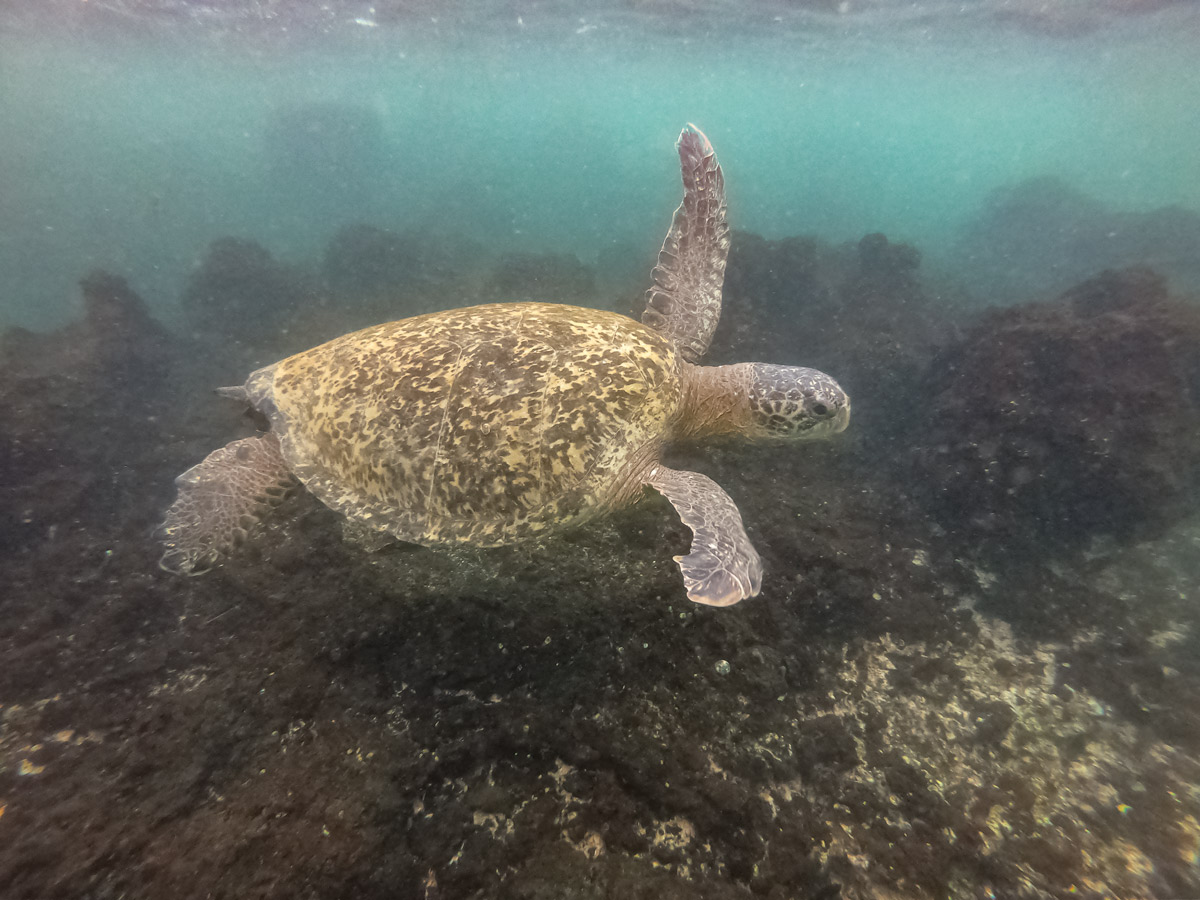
243,302,683,546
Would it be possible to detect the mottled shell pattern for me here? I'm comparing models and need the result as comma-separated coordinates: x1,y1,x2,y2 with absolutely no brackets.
247,302,684,546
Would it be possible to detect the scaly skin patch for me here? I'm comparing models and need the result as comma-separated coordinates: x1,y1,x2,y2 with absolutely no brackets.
642,124,730,363
249,302,683,546
158,432,295,575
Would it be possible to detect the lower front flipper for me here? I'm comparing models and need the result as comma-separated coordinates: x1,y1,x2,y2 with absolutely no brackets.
644,465,763,607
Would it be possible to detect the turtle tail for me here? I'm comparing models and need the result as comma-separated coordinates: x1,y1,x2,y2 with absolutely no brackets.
157,432,296,575
215,385,248,401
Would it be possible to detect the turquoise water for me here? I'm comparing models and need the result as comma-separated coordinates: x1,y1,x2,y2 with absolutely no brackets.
1,5,1198,328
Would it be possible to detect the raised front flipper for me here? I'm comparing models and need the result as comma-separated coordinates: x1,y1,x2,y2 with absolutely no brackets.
158,432,295,575
641,123,731,363
645,465,762,607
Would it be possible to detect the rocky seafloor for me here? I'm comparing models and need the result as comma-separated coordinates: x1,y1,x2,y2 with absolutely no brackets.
1,225,1199,900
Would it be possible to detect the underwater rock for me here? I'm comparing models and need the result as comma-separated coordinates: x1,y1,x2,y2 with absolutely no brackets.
856,230,922,279
2,261,1198,899
956,176,1200,303
180,237,319,351
325,224,444,296
0,271,173,551
910,265,1200,558
321,224,487,321
481,251,597,306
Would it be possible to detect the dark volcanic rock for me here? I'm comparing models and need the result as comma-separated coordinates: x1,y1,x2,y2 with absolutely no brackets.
180,237,319,353
718,230,958,441
956,177,1200,303
320,224,487,326
0,271,173,552
323,224,480,297
910,266,1200,558
2,244,1199,900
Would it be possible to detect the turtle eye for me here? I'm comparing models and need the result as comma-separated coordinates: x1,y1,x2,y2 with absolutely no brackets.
812,403,829,417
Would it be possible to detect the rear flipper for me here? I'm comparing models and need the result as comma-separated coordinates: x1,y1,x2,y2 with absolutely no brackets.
158,432,296,575
644,465,763,607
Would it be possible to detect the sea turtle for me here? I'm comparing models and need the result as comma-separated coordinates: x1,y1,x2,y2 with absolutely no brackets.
158,125,850,606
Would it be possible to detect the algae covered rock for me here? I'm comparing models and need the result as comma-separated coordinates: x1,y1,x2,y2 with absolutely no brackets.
180,237,318,346
718,230,954,441
320,224,486,323
912,266,1200,556
0,271,173,550
323,224,479,298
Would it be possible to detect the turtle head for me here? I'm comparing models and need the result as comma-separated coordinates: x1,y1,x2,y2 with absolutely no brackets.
742,363,850,441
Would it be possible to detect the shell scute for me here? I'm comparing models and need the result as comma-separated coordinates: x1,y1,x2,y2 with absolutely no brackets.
252,302,681,546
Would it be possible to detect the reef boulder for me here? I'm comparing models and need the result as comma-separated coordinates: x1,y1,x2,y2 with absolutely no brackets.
0,271,174,551
180,237,319,354
320,224,487,325
956,177,1200,303
717,230,956,440
910,266,1200,557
